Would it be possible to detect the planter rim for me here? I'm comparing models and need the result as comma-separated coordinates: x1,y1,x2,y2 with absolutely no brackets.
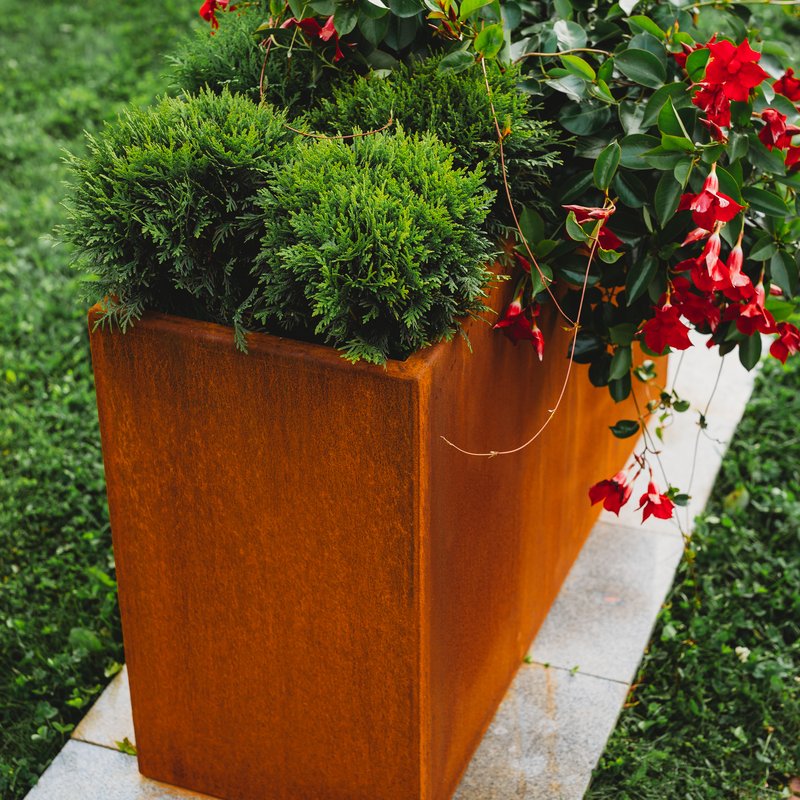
88,303,460,383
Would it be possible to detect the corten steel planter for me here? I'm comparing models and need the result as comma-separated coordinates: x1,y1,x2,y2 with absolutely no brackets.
89,283,643,800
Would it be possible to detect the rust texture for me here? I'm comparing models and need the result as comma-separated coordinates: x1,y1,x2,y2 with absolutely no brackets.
89,281,643,800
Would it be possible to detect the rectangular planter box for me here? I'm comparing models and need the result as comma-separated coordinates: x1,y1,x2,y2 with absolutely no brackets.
89,289,640,800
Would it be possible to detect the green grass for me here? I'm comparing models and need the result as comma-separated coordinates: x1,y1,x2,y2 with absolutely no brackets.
0,2,194,796
588,357,800,799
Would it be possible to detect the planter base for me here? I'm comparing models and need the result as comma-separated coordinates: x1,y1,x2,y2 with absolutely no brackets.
89,293,642,800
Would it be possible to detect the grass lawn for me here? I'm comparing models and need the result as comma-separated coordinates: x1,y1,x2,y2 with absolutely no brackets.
0,3,194,796
588,356,800,799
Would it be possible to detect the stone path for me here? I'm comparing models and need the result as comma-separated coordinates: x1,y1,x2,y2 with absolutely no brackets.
25,337,757,800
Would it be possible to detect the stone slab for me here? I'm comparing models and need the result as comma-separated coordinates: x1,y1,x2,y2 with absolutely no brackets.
73,666,135,749
24,740,217,800
529,522,684,684
454,665,629,800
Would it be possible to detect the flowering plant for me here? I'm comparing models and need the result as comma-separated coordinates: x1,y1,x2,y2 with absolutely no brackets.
195,0,800,523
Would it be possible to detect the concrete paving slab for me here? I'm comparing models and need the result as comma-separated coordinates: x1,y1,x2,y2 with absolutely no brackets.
73,666,135,749
529,522,684,684
454,664,629,800
24,740,217,800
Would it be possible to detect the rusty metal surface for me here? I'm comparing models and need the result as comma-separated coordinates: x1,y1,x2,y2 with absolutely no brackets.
89,284,640,800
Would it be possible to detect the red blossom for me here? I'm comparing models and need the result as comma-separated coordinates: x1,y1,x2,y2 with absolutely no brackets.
692,83,731,129
671,276,721,331
514,251,531,273
678,170,743,231
770,321,800,363
494,298,545,358
732,282,777,336
598,226,623,251
281,14,345,60
758,108,800,151
638,481,675,522
589,471,633,515
773,68,800,101
641,302,693,354
199,0,231,28
562,204,614,221
704,39,769,101
786,146,800,173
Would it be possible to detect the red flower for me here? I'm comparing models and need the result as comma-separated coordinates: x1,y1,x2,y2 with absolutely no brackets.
589,471,633,515
562,204,614,222
787,147,800,173
637,481,675,522
773,68,800,101
733,282,777,336
678,169,743,231
758,108,800,151
514,251,531,273
692,83,731,128
704,39,769,101
597,226,623,251
281,15,345,61
672,278,721,331
641,302,693,354
770,321,800,363
199,0,231,27
722,243,754,301
494,298,545,359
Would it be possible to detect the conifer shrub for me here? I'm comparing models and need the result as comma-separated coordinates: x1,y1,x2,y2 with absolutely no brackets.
253,130,496,364
304,55,562,218
65,89,294,344
170,4,336,114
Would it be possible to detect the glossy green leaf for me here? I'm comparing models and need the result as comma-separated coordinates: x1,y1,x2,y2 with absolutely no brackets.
770,250,799,297
333,4,359,34
609,346,633,380
685,47,710,82
458,0,492,20
609,372,632,402
594,141,621,190
554,19,587,49
673,158,693,187
519,207,544,244
654,171,682,227
609,419,641,438
565,212,590,241
626,253,658,304
627,15,665,38
437,49,475,74
614,48,666,89
658,99,690,139
742,186,790,217
609,323,637,345
738,334,762,371
559,102,612,135
560,54,596,80
474,23,505,58
388,0,423,14
619,134,660,170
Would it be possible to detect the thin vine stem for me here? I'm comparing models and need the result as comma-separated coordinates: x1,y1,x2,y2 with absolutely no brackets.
441,220,600,457
478,58,577,328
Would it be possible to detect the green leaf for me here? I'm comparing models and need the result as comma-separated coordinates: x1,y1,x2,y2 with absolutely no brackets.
474,23,505,58
659,134,695,153
565,212,590,242
742,186,790,217
388,0,423,15
654,172,682,227
530,262,554,296
685,48,710,82
626,253,659,304
561,54,596,80
519,207,544,244
594,141,621,190
619,134,660,170
609,323,637,345
716,165,743,203
770,251,799,297
643,145,687,169
333,4,359,34
613,171,648,207
554,19,587,49
642,83,688,127
749,238,777,261
618,101,647,135
673,158,693,187
459,0,492,19
608,345,633,380
627,15,665,39
658,99,691,139
614,48,666,89
69,627,103,653
738,334,762,371
437,49,475,74
609,372,632,402
559,102,612,135
546,75,588,103
358,13,390,45
609,419,641,438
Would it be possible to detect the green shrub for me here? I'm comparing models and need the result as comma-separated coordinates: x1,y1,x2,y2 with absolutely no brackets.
305,54,562,219
65,89,294,344
170,4,338,113
253,129,496,363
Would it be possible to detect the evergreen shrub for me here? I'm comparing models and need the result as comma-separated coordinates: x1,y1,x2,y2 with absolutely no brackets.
254,129,496,364
171,4,337,113
65,89,294,345
305,55,562,218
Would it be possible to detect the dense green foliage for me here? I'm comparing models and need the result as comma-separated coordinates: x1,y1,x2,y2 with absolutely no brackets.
171,3,335,111
0,2,195,797
256,130,496,362
65,90,294,345
589,357,800,798
306,55,562,218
